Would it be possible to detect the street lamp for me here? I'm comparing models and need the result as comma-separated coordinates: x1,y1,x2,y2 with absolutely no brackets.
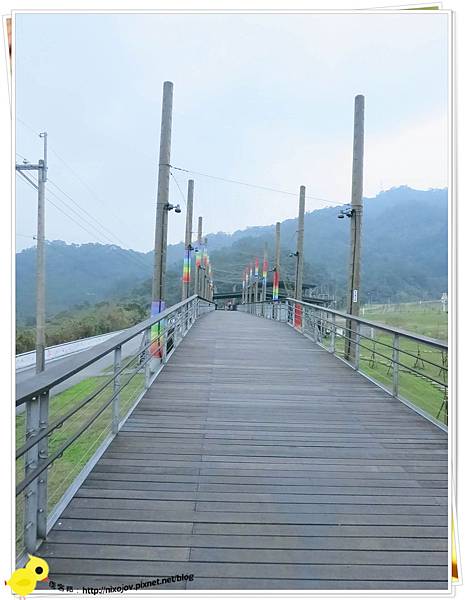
337,205,354,219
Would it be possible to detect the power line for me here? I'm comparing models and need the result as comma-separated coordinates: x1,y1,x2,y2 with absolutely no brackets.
17,115,133,233
16,116,40,136
46,183,153,272
17,174,152,275
169,164,343,206
17,135,153,271
47,178,130,249
16,152,30,162
169,170,187,207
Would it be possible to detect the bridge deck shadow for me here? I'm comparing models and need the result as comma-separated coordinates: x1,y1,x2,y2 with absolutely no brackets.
38,310,448,591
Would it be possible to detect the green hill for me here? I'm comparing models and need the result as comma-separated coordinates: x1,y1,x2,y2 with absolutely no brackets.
16,186,447,325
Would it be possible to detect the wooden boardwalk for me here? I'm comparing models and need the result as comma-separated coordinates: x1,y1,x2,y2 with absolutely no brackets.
39,310,448,591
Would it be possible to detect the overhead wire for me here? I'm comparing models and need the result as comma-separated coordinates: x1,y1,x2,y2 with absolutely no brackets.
16,173,152,275
47,178,131,249
169,170,187,207
169,164,344,206
16,116,153,272
16,116,135,234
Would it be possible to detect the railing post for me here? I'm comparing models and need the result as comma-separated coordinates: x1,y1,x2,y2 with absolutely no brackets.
312,310,318,342
392,333,400,397
24,395,40,552
36,390,49,541
162,325,168,363
189,300,195,327
354,321,360,371
330,312,336,353
112,345,122,434
144,328,151,389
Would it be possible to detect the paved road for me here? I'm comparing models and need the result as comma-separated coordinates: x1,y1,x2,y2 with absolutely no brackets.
16,334,144,412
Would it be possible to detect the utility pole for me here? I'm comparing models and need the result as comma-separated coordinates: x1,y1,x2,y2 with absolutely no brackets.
202,237,208,299
295,185,305,302
152,81,173,320
345,94,365,361
16,132,47,373
248,263,253,305
262,244,268,302
182,179,194,300
273,222,281,302
195,216,203,296
254,257,259,303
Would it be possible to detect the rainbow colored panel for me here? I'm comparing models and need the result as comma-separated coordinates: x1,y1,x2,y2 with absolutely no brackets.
272,270,279,301
150,300,165,358
182,249,190,284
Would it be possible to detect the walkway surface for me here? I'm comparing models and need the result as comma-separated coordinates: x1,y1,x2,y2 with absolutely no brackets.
39,311,448,591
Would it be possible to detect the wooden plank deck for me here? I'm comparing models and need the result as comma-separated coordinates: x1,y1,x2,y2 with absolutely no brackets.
39,310,448,591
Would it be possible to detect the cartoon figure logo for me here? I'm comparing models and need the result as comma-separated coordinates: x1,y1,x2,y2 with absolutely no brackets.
5,555,49,597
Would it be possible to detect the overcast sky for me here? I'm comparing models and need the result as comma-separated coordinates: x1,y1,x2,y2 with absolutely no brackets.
15,11,448,253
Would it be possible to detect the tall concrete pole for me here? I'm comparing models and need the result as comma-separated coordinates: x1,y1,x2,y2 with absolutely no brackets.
262,244,268,302
345,94,365,360
202,238,208,299
248,263,253,304
273,222,281,300
295,185,305,302
195,216,203,296
182,179,194,300
35,133,47,373
152,81,173,315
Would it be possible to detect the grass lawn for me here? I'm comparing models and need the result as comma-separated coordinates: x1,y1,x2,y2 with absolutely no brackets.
16,364,146,557
361,302,448,341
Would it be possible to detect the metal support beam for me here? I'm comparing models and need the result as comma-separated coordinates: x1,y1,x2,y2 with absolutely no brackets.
24,396,40,552
36,391,49,541
112,345,122,434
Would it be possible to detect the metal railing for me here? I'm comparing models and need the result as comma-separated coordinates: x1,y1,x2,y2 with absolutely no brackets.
15,295,215,560
238,298,448,431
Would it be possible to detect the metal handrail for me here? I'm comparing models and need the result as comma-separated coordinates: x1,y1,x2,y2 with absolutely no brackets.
15,324,166,461
307,309,446,374
239,298,448,430
15,295,216,557
16,295,211,406
285,297,447,350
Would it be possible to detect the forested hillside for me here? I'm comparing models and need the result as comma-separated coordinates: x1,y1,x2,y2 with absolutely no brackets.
16,186,447,327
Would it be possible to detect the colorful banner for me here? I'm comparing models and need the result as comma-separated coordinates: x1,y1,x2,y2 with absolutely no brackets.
272,270,279,301
254,257,259,279
294,303,302,329
150,300,165,358
182,249,191,284
262,258,268,300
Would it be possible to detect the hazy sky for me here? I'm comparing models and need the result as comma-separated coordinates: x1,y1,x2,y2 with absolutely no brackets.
15,12,448,252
